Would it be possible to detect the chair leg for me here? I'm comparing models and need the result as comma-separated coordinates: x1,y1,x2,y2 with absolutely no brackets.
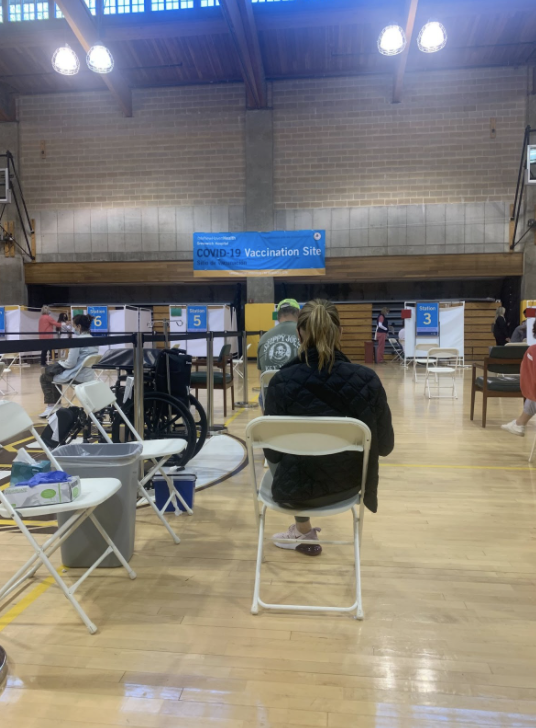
530,434,536,464
251,505,266,615
352,506,363,620
231,382,235,410
482,393,488,428
138,483,181,544
470,384,476,421
223,387,227,418
88,513,137,580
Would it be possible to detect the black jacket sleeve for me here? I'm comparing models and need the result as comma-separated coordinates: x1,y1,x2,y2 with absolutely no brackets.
375,383,394,457
263,374,284,464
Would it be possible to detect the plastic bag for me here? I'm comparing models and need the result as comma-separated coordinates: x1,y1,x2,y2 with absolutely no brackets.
10,448,51,486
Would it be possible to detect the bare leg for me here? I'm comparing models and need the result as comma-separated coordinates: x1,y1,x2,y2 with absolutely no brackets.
517,412,533,426
518,399,536,426
294,517,312,534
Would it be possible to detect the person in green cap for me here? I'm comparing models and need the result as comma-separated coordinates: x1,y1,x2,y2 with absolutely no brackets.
257,299,300,374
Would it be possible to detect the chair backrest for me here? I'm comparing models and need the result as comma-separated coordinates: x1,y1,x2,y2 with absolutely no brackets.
246,416,372,518
81,353,103,370
487,345,527,374
75,380,117,414
217,344,232,363
0,400,62,470
415,343,437,353
260,369,277,408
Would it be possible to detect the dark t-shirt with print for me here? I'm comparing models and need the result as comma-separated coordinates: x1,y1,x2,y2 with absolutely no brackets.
257,321,300,372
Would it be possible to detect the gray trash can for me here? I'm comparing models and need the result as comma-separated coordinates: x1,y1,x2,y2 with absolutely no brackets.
54,443,143,568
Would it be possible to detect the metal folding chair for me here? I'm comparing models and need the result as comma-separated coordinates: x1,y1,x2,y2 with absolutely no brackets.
234,344,251,380
75,380,191,545
388,338,405,365
50,353,103,414
0,401,137,634
246,416,371,619
0,361,16,395
424,348,460,399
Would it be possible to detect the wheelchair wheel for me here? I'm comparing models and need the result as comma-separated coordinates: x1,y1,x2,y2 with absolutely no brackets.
188,394,208,458
111,392,197,465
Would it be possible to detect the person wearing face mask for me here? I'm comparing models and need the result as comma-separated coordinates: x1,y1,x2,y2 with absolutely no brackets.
39,314,99,418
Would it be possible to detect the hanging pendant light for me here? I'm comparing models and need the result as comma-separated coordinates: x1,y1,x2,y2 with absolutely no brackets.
51,44,80,76
417,21,447,53
377,25,407,56
86,44,114,74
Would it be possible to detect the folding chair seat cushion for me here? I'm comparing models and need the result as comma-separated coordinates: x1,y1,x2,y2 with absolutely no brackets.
0,478,121,519
191,371,232,385
140,439,187,460
474,376,521,392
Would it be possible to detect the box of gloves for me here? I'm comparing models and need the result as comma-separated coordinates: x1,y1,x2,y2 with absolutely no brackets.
5,472,81,508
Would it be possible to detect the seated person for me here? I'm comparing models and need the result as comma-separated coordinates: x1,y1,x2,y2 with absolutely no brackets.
257,298,300,373
510,313,528,343
264,298,394,556
39,314,98,418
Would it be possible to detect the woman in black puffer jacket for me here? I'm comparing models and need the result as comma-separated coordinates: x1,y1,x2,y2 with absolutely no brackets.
264,298,394,556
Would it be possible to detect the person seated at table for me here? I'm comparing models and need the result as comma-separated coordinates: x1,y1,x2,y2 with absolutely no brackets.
264,298,394,556
510,311,528,343
39,314,98,419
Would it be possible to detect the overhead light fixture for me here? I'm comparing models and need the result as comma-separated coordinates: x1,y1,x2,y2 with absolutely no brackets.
417,21,447,53
86,44,114,74
377,25,407,56
51,44,80,76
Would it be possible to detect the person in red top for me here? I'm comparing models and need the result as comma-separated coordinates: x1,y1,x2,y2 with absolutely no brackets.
501,319,536,437
38,306,61,367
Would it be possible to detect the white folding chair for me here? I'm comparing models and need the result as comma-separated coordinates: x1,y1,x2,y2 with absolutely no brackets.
50,353,103,414
246,416,371,619
388,338,405,365
0,361,16,395
234,344,251,380
259,369,277,413
413,343,437,381
75,380,191,544
424,348,460,399
0,400,136,634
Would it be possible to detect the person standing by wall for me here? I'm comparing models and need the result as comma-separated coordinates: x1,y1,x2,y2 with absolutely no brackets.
493,306,510,346
375,307,390,364
38,306,62,368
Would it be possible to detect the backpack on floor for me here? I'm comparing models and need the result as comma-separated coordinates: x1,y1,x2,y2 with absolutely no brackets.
40,406,84,448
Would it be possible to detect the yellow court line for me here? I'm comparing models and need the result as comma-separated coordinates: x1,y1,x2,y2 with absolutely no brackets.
0,574,56,634
0,519,58,527
3,435,36,454
381,463,535,471
224,408,246,428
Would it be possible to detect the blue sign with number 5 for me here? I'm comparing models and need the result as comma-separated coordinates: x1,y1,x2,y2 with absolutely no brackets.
416,302,439,336
88,305,109,334
187,306,207,333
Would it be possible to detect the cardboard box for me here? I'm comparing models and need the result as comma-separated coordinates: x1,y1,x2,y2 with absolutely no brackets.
5,476,81,508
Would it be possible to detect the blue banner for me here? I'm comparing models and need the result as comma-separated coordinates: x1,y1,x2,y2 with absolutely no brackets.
0,306,4,334
416,302,439,336
88,305,109,334
193,231,325,277
187,306,208,333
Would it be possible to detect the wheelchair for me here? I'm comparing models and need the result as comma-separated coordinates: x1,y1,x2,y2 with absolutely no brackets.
42,348,208,469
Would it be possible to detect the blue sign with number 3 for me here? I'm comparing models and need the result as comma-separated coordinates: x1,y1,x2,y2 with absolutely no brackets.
88,305,109,334
416,302,439,336
187,306,208,333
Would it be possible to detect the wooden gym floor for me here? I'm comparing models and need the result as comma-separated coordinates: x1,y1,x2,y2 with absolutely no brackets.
1,361,536,728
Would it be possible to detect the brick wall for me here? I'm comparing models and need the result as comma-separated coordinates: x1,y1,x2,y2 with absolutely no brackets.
19,85,246,210
273,67,527,209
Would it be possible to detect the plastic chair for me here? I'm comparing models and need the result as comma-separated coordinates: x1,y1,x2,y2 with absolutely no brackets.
0,400,136,634
0,361,16,395
259,369,277,412
424,348,460,399
234,344,251,380
50,353,103,415
246,416,371,619
413,343,437,381
75,380,191,545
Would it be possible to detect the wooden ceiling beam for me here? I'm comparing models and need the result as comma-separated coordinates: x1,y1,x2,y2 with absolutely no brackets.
55,0,132,117
219,0,267,108
392,0,419,104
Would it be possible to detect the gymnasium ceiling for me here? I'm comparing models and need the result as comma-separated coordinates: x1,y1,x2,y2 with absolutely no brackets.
0,0,535,119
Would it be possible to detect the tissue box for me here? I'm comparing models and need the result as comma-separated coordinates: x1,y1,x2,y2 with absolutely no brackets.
5,476,81,508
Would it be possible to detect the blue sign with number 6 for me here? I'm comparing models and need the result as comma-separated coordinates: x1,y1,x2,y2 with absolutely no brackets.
88,305,109,334
187,306,207,333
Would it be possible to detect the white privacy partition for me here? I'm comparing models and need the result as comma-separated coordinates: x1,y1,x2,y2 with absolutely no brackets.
6,306,41,362
139,308,153,348
168,305,237,357
404,302,465,365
